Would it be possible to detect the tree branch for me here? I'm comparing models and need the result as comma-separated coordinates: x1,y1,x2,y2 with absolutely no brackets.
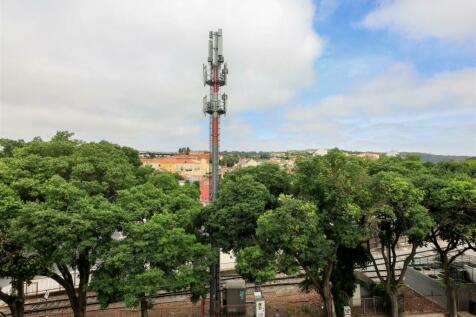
367,240,385,284
397,243,418,285
430,230,444,254
449,246,471,264
464,237,476,251
46,268,78,308
57,263,74,287
46,270,72,292
390,232,400,277
295,256,323,294
323,257,334,285
380,242,391,285
0,290,12,305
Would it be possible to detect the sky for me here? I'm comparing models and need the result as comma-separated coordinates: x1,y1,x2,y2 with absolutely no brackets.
1,0,475,155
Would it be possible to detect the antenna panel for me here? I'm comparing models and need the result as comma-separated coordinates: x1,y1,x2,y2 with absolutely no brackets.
203,64,207,86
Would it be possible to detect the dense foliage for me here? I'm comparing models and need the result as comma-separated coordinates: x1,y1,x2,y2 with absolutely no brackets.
214,150,474,317
1,134,474,317
0,132,211,317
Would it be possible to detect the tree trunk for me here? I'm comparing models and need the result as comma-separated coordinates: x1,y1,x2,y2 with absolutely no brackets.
322,284,336,317
8,301,24,317
140,298,149,317
70,294,86,317
442,257,458,317
9,300,25,317
74,287,88,317
61,286,81,317
49,261,90,317
72,306,84,317
14,279,24,317
446,285,457,317
386,289,399,317
75,254,91,317
7,279,25,317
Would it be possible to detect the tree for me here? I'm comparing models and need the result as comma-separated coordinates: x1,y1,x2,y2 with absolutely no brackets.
368,155,426,178
2,133,137,317
147,172,181,192
207,174,271,252
258,152,270,159
224,163,291,207
431,159,476,178
1,132,210,317
90,213,212,317
89,156,209,317
207,164,292,252
294,244,371,317
329,246,371,317
292,150,370,317
367,172,433,317
13,180,127,317
0,139,25,158
234,151,369,317
178,147,191,155
235,245,277,285
0,184,44,317
244,196,335,315
206,164,290,300
219,154,239,167
418,170,476,317
0,133,81,317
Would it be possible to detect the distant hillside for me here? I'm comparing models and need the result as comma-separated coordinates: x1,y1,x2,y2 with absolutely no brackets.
399,152,473,163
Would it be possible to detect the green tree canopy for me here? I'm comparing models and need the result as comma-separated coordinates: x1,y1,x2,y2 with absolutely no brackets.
224,163,291,206
207,174,271,252
0,132,208,317
237,150,370,317
416,162,476,317
219,154,240,167
90,213,212,317
0,183,43,317
238,196,335,314
367,171,433,317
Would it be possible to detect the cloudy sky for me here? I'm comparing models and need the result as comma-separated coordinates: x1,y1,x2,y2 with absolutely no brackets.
1,0,475,155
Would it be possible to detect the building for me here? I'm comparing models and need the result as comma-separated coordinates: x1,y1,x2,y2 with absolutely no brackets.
313,148,328,156
141,152,210,181
236,158,260,168
353,152,381,160
266,157,295,172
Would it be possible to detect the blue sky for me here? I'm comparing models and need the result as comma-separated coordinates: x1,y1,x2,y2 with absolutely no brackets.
2,0,475,155
313,0,475,79
221,0,476,155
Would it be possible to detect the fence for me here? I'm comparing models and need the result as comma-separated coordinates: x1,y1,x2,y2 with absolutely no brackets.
20,303,320,317
14,294,455,317
411,252,476,283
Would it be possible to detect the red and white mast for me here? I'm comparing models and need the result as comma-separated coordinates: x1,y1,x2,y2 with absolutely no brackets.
202,28,228,316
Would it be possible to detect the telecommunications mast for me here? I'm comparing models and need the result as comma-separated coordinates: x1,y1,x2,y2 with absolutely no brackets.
202,28,228,316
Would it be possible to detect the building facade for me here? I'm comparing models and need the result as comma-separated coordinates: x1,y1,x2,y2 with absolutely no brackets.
141,152,210,181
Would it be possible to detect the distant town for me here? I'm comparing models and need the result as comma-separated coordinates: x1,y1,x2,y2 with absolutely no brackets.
139,148,473,204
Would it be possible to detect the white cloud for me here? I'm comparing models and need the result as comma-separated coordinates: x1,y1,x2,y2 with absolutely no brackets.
0,0,322,150
282,65,476,155
288,64,475,119
360,0,476,41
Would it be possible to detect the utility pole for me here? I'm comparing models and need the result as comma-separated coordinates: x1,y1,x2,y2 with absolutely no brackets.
202,28,228,317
